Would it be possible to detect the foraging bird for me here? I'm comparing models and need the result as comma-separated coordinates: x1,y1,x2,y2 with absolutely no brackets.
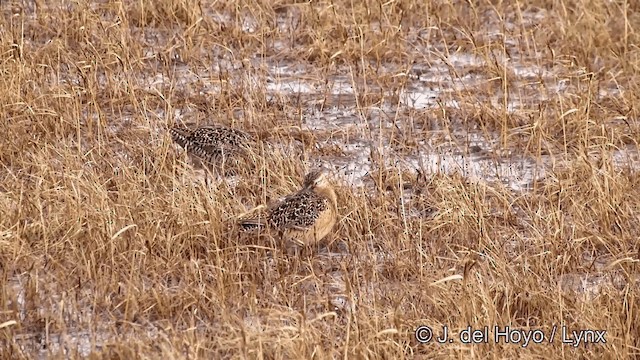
169,124,255,174
238,169,338,246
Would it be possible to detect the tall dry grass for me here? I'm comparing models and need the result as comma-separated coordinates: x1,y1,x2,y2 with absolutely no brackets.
1,0,640,358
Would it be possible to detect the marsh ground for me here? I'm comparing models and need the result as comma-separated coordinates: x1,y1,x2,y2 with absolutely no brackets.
1,0,640,358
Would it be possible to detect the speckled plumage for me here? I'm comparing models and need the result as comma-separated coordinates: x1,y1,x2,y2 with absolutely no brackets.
169,125,254,171
270,189,329,229
238,170,338,246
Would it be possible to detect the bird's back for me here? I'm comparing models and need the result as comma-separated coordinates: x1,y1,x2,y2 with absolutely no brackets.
170,125,254,169
269,189,336,245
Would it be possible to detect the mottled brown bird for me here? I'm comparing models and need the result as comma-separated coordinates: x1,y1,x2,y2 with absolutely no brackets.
169,124,255,174
238,169,338,246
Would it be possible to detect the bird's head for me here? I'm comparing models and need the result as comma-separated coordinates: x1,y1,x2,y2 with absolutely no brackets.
302,169,331,190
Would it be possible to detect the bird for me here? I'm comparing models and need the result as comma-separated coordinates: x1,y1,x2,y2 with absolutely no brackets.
238,169,338,247
169,124,256,175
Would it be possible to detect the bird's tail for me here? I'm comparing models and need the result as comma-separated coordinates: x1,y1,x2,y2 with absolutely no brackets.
169,127,193,149
236,205,269,231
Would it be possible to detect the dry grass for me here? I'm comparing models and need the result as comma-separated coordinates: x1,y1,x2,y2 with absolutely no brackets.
1,0,640,358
